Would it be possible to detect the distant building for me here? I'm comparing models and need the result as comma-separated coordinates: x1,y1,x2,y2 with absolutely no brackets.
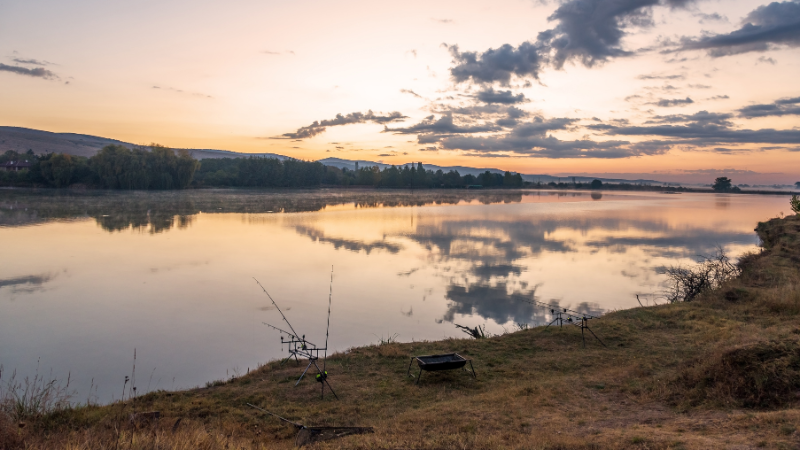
1,160,32,171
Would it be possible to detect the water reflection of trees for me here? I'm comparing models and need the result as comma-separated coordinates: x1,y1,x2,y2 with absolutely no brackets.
0,189,532,232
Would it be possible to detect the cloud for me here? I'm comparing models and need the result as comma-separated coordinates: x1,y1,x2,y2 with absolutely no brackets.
433,18,454,24
653,97,694,107
676,0,800,56
279,110,408,139
757,56,777,64
438,133,667,159
400,88,422,98
637,73,685,80
596,112,800,146
12,58,52,66
447,0,691,85
447,42,544,85
476,87,527,104
642,110,734,125
738,96,800,118
152,85,212,98
0,63,57,79
415,116,667,159
708,95,730,100
696,12,727,23
538,0,689,69
385,113,500,136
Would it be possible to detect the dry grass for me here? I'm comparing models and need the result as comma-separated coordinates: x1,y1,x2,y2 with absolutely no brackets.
4,215,800,449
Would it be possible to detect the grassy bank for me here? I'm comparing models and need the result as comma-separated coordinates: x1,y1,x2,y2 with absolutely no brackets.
2,216,799,449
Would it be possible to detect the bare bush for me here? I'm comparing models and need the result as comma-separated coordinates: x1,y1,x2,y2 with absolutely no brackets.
663,249,741,303
454,323,488,339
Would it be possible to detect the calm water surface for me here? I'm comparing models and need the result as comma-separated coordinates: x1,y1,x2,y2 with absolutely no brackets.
0,189,787,402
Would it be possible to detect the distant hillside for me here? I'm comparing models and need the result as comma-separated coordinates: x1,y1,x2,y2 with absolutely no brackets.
1,126,669,184
0,127,286,160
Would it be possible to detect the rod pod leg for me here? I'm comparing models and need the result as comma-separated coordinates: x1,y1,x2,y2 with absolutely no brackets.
296,360,314,386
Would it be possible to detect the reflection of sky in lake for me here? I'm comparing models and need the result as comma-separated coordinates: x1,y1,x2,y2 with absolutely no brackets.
0,190,786,403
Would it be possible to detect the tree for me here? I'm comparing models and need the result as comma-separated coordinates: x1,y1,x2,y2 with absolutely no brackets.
712,177,732,192
590,179,603,190
39,153,76,187
791,195,800,215
795,181,800,188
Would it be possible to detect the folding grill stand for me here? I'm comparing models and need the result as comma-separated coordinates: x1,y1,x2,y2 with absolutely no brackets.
406,353,477,385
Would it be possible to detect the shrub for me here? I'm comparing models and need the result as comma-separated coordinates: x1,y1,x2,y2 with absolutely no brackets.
664,249,740,302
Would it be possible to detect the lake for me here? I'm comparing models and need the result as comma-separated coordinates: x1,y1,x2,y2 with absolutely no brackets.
0,188,788,403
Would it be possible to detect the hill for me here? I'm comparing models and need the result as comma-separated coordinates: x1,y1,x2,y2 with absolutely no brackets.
1,126,671,185
0,127,287,160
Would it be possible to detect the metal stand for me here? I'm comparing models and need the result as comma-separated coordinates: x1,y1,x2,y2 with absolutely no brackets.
257,269,338,401
546,309,567,328
576,317,606,348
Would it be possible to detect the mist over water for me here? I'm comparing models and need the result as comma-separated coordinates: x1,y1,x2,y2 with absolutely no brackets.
0,189,786,403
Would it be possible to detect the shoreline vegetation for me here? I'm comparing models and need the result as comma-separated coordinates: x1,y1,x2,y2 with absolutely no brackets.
2,146,798,196
2,213,800,448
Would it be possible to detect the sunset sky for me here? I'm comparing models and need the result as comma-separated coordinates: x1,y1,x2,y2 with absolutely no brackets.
1,0,798,183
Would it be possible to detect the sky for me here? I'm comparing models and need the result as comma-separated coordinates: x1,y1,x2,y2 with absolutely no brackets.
0,0,799,184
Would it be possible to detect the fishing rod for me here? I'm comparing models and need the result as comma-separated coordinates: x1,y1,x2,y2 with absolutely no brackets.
323,266,333,372
245,403,303,429
254,278,303,340
515,296,606,348
517,297,599,320
263,322,317,347
256,273,339,399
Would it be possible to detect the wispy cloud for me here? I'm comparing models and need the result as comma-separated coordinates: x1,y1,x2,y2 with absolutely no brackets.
261,50,295,55
12,58,53,66
152,85,212,99
652,97,694,107
278,111,407,139
0,63,57,79
400,88,423,98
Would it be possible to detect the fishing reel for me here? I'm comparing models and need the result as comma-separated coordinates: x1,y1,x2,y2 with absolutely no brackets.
315,371,328,383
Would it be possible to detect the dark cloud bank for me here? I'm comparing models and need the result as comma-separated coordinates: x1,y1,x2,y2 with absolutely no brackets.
675,0,800,56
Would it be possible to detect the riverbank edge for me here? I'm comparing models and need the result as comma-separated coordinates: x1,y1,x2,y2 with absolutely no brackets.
2,215,800,449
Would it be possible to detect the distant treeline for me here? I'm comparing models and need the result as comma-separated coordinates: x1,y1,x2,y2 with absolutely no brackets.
1,145,525,190
194,158,523,188
0,145,198,189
